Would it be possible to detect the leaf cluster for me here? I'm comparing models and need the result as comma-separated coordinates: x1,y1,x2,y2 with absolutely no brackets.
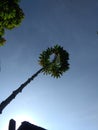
0,0,24,46
39,45,69,78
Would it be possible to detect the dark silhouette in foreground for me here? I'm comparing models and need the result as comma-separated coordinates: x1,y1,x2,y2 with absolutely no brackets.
9,119,16,130
8,119,46,130
17,121,46,130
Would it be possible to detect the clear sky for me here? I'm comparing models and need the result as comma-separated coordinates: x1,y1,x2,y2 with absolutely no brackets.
0,0,98,130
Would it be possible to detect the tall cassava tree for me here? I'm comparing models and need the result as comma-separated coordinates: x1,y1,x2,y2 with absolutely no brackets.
0,0,24,46
0,45,70,114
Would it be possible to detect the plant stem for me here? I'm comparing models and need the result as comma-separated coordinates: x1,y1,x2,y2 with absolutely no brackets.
0,68,43,114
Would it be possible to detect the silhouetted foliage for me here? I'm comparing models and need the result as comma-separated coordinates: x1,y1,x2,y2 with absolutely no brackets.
0,37,6,46
0,0,24,46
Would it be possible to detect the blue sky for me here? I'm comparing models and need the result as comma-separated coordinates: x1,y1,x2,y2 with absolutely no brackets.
0,0,98,130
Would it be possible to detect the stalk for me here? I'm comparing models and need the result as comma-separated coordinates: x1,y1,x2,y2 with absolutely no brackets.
0,68,43,114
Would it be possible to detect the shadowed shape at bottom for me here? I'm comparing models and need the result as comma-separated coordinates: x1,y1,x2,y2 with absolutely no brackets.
17,121,47,130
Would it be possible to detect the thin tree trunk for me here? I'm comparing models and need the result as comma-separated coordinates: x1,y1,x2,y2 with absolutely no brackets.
0,68,43,114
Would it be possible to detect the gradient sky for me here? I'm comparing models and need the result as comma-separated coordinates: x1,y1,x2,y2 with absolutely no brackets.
0,0,98,130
